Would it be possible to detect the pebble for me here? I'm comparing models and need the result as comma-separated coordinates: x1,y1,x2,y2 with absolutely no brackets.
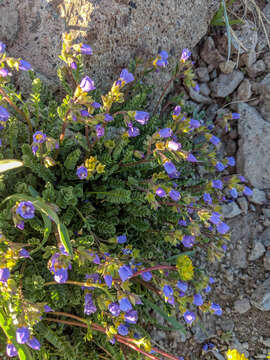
210,71,244,98
240,50,257,67
236,79,252,101
220,319,235,332
188,86,212,104
237,197,249,214
234,298,251,314
219,60,236,74
200,36,225,67
247,60,266,79
196,67,210,82
250,189,267,205
248,241,265,261
200,83,211,96
222,202,242,219
251,277,270,311
260,338,270,347
260,227,270,248
264,251,270,271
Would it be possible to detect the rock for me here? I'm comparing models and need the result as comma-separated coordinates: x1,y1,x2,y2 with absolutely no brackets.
205,103,219,122
260,338,270,347
248,241,265,261
258,73,270,123
236,79,252,101
247,60,266,79
200,83,211,96
251,277,270,311
237,197,248,214
231,20,258,54
222,202,242,219
220,319,235,332
225,139,237,156
219,60,236,74
196,67,210,82
234,298,251,314
210,351,225,360
250,189,267,205
263,208,270,219
263,52,270,72
210,71,244,98
240,50,257,67
188,86,212,104
0,0,220,90
264,251,270,271
237,103,270,189
200,36,225,67
191,317,216,343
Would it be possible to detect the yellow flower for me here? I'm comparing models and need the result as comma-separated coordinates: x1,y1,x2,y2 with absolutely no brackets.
226,349,248,360
156,142,165,150
96,163,105,174
176,255,194,281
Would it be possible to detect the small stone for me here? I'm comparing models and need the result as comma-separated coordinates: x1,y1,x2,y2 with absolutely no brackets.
210,71,244,98
263,208,270,219
200,36,225,67
247,60,266,79
200,83,211,96
234,298,251,314
219,60,236,74
250,189,267,205
188,86,212,104
260,338,270,347
240,50,257,67
263,52,270,72
205,104,219,122
248,241,265,261
222,202,242,219
231,20,258,54
236,79,252,101
210,69,217,80
251,277,270,311
264,251,270,271
237,197,248,214
220,319,235,332
196,67,210,82
259,72,270,123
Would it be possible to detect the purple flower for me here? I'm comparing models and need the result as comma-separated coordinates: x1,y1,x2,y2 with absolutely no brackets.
27,337,41,350
118,324,129,336
80,76,96,92
54,268,68,283
187,153,197,162
118,265,133,282
168,141,181,151
119,297,132,312
155,50,168,67
108,302,120,316
178,219,187,226
203,193,212,204
193,293,204,306
190,119,201,129
243,186,253,196
104,114,113,122
209,135,220,146
177,281,188,293
119,69,134,85
134,111,149,125
92,102,101,109
0,105,10,121
0,268,10,283
80,109,90,117
156,187,166,198
238,175,247,182
159,128,173,138
16,327,30,344
16,201,35,219
93,254,101,265
104,274,113,288
32,145,38,155
210,302,222,316
193,84,200,92
117,234,127,244
227,156,235,166
84,293,97,315
173,105,181,117
70,61,77,70
19,248,30,258
163,161,177,175
44,305,53,312
209,277,215,284
0,42,6,54
125,310,138,324
33,131,46,144
76,166,88,180
203,285,211,293
183,311,196,324
202,344,208,351
80,44,93,55
16,221,25,230
72,114,77,121
6,344,18,357
209,212,221,225
182,235,195,248
141,271,152,281
212,179,223,190
96,124,105,137
216,162,225,172
230,188,238,198
217,222,230,234
0,68,8,77
128,126,140,137
19,60,32,71
169,189,180,201
222,244,227,251
180,48,191,62
231,113,240,119
163,285,173,297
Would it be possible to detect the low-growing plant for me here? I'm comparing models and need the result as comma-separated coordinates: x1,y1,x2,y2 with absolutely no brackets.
0,34,253,359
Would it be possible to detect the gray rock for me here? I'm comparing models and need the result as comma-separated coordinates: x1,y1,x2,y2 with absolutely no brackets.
247,60,266,79
260,338,270,347
250,189,267,205
248,241,265,261
231,20,258,54
210,351,225,360
191,318,216,343
237,103,270,189
200,83,211,96
200,36,225,67
263,52,270,72
210,71,244,98
237,197,248,214
259,73,270,123
251,277,270,311
219,60,236,74
0,0,220,92
264,251,270,271
259,227,270,248
263,208,270,219
240,50,257,67
236,79,252,101
205,103,219,122
220,319,235,332
188,86,212,104
222,202,242,219
196,67,210,82
234,298,251,314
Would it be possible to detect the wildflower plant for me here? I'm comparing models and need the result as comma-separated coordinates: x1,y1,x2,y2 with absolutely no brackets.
0,33,253,359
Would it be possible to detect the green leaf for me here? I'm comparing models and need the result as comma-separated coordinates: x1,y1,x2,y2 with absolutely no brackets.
57,223,73,256
0,159,23,173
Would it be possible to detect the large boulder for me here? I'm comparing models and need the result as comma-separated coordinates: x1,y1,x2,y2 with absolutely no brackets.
0,0,219,89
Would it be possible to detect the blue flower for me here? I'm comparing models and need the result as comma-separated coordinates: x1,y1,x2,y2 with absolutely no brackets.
168,140,181,151
230,188,238,198
193,84,200,92
209,277,215,284
134,111,149,125
19,60,32,71
118,265,133,282
141,271,152,281
96,124,105,137
227,156,235,166
16,327,30,344
84,293,97,315
92,102,101,109
33,131,46,143
128,125,140,137
159,128,173,138
212,179,223,190
216,222,230,234
108,302,120,316
173,105,181,117
209,212,221,225
163,161,177,176
180,48,191,62
76,166,88,179
203,193,212,204
193,293,204,306
16,221,25,230
0,42,6,54
203,285,212,293
169,189,180,201
54,268,68,283
16,201,35,219
0,105,10,122
183,311,196,324
243,186,253,196
104,274,113,288
189,119,200,129
177,281,188,293
119,69,134,85
182,235,195,248
155,50,168,67
19,249,30,258
117,234,127,244
80,76,96,92
80,44,93,55
156,187,166,198
231,113,240,119
216,162,225,172
44,305,53,312
6,344,18,357
178,219,187,226
187,153,198,162
27,337,41,350
163,285,173,297
124,310,138,324
70,61,77,70
118,324,129,336
80,109,90,117
209,135,220,146
210,302,222,316
104,114,114,122
119,297,132,312
0,268,10,283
